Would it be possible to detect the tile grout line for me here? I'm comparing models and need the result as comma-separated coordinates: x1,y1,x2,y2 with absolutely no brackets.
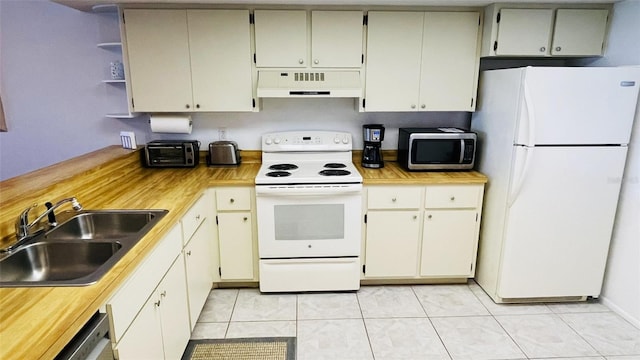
223,288,240,339
356,288,377,360
554,311,605,358
410,285,454,360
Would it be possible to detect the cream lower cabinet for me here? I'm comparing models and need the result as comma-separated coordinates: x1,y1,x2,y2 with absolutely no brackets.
116,255,191,360
213,187,257,281
363,184,484,280
365,11,481,112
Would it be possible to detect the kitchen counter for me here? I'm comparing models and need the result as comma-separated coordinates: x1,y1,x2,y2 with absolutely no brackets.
0,146,486,360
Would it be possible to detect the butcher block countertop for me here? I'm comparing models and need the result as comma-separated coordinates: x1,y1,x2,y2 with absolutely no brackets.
0,146,486,360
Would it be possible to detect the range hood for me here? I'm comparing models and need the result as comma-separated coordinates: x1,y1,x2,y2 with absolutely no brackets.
257,70,362,98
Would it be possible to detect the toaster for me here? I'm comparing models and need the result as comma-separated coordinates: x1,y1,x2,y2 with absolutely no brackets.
207,141,241,166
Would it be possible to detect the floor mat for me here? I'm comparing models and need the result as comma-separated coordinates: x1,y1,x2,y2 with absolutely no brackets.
181,337,296,360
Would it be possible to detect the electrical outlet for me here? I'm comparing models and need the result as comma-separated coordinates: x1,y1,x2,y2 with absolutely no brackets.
219,127,227,140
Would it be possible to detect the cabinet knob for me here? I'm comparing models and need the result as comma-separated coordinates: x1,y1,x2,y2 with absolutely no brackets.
243,217,248,221
230,198,235,203
196,215,201,221
298,58,304,64
196,104,201,109
421,104,426,109
450,196,455,201
186,104,190,109
160,290,166,298
427,214,433,219
413,215,417,220
154,300,161,307
411,104,416,109
539,46,546,52
314,59,319,64
391,197,397,202
555,46,562,52
186,250,192,256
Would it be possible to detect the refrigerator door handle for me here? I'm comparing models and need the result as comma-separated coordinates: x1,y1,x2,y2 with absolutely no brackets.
523,77,537,147
508,146,533,208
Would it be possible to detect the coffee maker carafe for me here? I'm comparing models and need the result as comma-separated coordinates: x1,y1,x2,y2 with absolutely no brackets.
362,124,385,168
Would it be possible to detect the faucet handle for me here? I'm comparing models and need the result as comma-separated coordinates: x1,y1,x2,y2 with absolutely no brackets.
16,203,38,238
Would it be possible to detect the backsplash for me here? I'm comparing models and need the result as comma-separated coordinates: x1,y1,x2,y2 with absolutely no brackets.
146,98,471,151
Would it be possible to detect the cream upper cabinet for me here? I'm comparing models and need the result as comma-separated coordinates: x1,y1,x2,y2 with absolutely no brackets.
483,5,609,57
420,12,481,111
254,10,364,68
188,10,254,111
311,11,364,68
254,10,308,67
124,9,253,112
365,12,424,112
124,9,193,112
365,11,480,112
551,9,609,56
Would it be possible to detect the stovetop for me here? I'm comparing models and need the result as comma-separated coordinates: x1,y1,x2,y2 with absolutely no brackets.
255,131,363,185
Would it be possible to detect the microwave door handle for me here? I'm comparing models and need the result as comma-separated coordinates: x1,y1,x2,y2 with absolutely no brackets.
459,139,465,164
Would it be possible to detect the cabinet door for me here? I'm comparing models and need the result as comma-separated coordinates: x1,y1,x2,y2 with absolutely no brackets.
365,12,424,111
124,9,193,111
184,220,214,330
115,294,164,360
188,10,254,111
311,11,364,68
158,256,191,360
495,9,553,56
365,211,421,277
551,9,608,56
254,10,307,67
420,12,480,111
218,212,254,280
421,210,478,277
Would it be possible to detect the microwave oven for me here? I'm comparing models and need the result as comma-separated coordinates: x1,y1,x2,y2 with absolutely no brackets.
397,128,476,171
142,140,200,168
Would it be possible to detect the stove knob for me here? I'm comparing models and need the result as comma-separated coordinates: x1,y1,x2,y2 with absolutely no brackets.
265,138,272,145
334,137,340,144
342,136,349,144
274,138,281,144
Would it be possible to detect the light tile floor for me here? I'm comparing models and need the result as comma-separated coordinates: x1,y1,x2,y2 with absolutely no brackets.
190,281,640,360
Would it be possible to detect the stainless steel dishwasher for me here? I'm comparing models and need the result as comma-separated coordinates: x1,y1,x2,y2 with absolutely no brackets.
55,311,113,360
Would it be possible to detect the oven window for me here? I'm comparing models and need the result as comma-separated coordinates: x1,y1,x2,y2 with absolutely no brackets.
413,140,460,164
274,204,344,240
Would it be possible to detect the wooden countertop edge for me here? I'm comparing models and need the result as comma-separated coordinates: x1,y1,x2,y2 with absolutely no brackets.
0,146,487,360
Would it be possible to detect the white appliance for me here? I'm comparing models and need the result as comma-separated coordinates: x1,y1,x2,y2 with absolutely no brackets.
472,66,640,302
255,131,363,292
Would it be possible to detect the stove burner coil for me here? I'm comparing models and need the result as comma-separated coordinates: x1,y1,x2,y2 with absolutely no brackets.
319,169,351,176
266,171,292,177
323,163,347,169
268,163,299,171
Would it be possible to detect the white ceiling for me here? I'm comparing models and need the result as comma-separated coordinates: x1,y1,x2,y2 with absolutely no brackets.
52,0,617,12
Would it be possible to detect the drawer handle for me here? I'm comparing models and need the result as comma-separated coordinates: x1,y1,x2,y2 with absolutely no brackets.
450,196,455,201
392,198,397,202
230,198,235,203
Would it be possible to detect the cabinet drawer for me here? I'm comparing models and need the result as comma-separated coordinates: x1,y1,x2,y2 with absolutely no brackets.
425,185,481,209
181,193,208,244
368,186,422,209
106,224,182,344
216,188,252,211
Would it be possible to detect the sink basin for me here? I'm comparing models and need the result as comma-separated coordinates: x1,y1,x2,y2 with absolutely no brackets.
0,209,168,287
0,241,121,284
45,210,160,240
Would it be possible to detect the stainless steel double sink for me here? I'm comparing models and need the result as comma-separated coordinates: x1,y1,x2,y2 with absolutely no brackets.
0,210,168,287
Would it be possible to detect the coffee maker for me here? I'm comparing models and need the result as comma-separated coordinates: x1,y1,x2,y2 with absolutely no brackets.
362,124,385,168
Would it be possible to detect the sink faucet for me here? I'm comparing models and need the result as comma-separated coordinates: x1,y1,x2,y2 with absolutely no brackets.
7,197,83,252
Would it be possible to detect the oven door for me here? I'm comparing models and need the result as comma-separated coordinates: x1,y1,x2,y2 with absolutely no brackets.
256,184,362,258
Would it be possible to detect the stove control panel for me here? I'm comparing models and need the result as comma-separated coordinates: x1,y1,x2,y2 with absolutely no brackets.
262,131,352,152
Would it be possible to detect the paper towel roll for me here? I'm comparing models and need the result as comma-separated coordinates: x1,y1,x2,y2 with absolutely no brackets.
149,115,192,134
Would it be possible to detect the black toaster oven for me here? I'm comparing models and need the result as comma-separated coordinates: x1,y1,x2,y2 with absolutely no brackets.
142,140,200,168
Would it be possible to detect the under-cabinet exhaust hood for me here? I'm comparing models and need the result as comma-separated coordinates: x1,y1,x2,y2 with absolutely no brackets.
257,70,362,98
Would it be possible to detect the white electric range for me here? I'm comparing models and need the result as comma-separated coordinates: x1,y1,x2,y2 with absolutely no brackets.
255,131,363,292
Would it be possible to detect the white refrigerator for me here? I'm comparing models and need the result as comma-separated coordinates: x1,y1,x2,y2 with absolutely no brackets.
472,66,640,302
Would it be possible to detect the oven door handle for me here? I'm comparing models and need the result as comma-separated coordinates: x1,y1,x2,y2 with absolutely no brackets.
256,184,362,196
